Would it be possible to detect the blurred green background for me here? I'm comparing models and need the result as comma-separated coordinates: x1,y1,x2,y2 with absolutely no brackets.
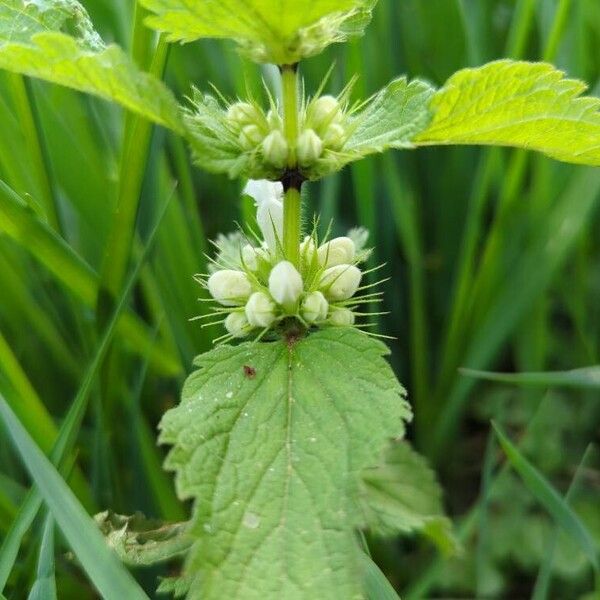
0,0,599,597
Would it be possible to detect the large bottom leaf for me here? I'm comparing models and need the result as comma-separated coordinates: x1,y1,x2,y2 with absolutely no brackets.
160,327,411,599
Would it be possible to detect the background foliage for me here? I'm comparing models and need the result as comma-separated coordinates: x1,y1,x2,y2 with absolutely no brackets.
0,0,599,598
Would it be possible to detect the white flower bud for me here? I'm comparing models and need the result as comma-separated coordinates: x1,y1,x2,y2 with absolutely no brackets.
225,312,251,338
301,291,329,323
245,292,277,328
319,264,362,301
269,261,303,309
297,129,323,166
317,237,356,268
262,130,288,168
227,102,262,128
329,308,355,327
322,123,347,150
310,95,342,131
208,270,252,306
239,124,264,150
243,180,284,251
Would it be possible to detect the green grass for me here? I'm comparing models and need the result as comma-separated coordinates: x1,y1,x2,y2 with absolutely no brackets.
0,0,599,598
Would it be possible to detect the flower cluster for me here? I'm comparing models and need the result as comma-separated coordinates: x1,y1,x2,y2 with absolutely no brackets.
224,93,352,178
196,180,377,342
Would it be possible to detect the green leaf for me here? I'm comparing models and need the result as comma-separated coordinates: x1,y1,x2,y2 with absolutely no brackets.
361,441,459,556
301,77,433,180
346,77,434,154
94,511,192,567
415,60,600,166
157,575,193,598
461,366,600,389
492,421,600,574
140,0,376,64
0,394,149,600
160,327,411,598
0,0,183,132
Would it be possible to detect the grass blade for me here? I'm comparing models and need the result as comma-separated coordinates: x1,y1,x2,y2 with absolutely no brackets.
492,421,599,574
362,552,401,600
0,393,149,599
461,366,600,389
0,177,180,375
0,192,174,591
27,514,57,600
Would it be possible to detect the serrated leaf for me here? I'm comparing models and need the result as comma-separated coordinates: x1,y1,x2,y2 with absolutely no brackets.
157,575,193,598
346,77,434,154
305,77,434,180
0,0,183,133
0,0,101,46
415,60,600,166
361,441,459,556
94,512,192,567
140,0,376,64
160,327,411,599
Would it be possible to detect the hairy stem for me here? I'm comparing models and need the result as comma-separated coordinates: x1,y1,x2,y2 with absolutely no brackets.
281,65,299,168
283,187,302,266
281,64,302,266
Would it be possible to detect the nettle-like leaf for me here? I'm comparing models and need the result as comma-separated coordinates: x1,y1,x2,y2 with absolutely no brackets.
140,0,376,64
0,0,184,133
160,327,411,599
307,76,434,179
361,441,459,556
415,60,600,166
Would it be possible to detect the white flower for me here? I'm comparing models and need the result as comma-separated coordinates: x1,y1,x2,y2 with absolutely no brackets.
269,261,303,308
207,270,252,306
319,264,362,301
297,129,323,166
329,308,355,327
317,237,356,268
301,291,329,323
243,180,284,251
245,292,277,328
225,312,251,338
262,130,288,168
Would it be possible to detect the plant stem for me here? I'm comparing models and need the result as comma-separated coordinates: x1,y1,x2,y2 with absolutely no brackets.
283,187,301,266
281,65,299,168
281,64,302,266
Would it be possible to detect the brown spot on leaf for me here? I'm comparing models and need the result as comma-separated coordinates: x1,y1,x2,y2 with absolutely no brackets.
243,365,256,379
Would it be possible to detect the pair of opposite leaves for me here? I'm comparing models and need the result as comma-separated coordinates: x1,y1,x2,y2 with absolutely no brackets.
0,0,599,176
